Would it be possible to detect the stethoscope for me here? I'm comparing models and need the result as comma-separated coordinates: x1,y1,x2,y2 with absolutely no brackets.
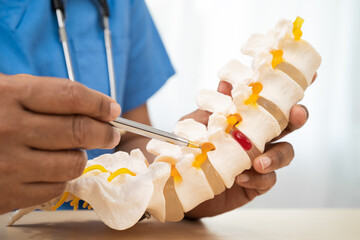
52,0,117,100
51,0,201,149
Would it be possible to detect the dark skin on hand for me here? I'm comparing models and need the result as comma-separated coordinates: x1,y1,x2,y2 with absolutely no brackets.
0,71,316,218
0,74,121,214
183,73,317,218
112,72,317,219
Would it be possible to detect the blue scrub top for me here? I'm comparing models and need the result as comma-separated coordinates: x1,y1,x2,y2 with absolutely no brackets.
0,0,175,160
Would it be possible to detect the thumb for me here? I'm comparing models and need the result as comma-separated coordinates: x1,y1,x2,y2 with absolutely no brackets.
217,81,232,96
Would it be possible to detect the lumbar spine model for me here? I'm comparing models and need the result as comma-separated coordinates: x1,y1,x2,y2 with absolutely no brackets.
8,17,321,230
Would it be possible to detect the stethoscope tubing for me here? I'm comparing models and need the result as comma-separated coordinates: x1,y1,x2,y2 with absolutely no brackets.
52,0,116,100
51,0,199,149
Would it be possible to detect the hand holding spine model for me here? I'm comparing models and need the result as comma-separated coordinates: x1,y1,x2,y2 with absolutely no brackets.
9,17,321,230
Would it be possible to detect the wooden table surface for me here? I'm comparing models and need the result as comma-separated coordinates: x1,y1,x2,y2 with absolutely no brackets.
0,209,359,240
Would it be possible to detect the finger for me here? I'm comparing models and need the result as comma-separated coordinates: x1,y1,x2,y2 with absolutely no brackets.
15,74,121,122
14,182,67,210
273,72,315,141
180,80,232,126
186,172,275,219
253,142,294,174
179,109,212,126
286,104,309,132
185,184,248,218
272,104,308,141
217,73,316,96
23,113,120,150
235,170,276,193
312,72,317,84
20,149,87,183
217,80,233,96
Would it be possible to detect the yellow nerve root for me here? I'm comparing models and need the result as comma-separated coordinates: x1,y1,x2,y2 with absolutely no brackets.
107,168,136,182
158,158,182,183
51,192,69,211
293,16,304,41
73,201,79,211
193,143,216,168
83,164,108,174
52,164,109,211
270,49,283,69
70,197,80,207
171,167,182,183
52,164,136,211
225,114,243,133
244,82,263,105
51,164,138,210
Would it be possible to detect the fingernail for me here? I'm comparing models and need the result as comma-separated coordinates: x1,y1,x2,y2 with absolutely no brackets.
112,129,121,147
236,174,249,184
110,103,121,119
299,105,308,120
259,156,272,170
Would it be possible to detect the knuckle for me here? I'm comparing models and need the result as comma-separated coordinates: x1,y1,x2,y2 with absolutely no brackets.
96,96,109,119
63,81,83,110
0,119,15,136
0,76,12,93
71,116,88,148
14,74,40,101
0,156,18,178
13,73,32,85
13,74,33,97
14,73,32,80
270,148,284,169
103,125,115,148
0,76,20,102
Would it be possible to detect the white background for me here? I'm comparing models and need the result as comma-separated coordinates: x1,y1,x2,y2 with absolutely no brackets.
146,0,360,208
